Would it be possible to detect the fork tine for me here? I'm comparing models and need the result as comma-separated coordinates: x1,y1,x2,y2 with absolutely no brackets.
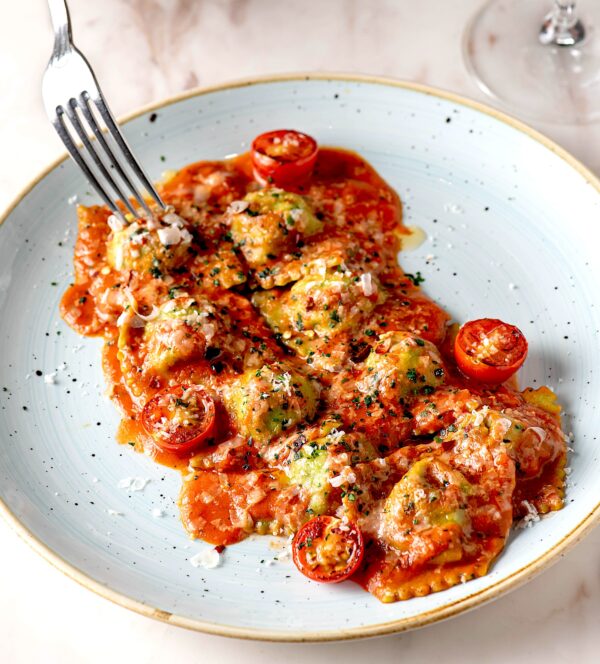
45,0,166,218
93,95,165,210
64,99,138,217
78,93,153,216
54,106,124,219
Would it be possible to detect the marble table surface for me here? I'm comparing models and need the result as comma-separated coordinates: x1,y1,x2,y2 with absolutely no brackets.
2,0,600,662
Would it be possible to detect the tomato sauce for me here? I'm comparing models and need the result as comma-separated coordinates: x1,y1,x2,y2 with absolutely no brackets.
61,134,566,602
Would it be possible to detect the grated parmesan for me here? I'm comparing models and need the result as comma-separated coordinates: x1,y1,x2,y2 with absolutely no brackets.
516,500,540,529
228,200,249,214
444,203,464,214
107,214,125,232
189,548,221,569
157,226,184,246
117,477,150,492
359,272,376,297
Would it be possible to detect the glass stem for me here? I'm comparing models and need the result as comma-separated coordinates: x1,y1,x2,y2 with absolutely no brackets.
539,0,585,46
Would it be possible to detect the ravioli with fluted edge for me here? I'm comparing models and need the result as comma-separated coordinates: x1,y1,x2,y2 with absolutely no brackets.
61,129,566,602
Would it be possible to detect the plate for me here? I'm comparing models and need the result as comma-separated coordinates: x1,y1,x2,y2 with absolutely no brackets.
1,75,599,641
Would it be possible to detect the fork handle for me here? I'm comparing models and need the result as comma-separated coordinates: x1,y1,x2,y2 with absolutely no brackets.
47,0,73,58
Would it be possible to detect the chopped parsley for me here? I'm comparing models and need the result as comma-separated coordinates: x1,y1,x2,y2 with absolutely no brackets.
405,271,425,286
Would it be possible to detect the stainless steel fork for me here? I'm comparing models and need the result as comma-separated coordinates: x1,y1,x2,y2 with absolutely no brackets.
42,0,165,219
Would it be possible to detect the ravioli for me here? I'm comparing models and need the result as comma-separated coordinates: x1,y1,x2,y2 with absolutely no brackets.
61,132,567,603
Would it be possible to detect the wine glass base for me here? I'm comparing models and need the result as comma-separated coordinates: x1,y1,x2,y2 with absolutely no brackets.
463,0,600,124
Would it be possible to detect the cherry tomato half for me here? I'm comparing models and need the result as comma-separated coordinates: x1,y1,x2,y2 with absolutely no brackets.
251,130,318,187
292,515,364,583
454,318,528,384
141,384,216,455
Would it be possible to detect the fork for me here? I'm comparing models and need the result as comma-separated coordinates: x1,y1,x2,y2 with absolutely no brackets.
42,0,165,219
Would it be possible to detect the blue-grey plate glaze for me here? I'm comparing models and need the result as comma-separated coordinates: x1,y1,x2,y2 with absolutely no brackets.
1,75,599,641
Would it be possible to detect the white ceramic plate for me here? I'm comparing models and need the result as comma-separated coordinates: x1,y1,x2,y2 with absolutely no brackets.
1,75,600,641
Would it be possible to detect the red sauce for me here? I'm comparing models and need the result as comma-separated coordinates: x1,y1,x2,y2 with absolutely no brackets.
61,136,566,602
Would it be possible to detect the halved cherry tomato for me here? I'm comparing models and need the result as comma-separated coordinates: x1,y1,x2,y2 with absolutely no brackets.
251,130,318,187
292,515,364,583
141,384,216,455
454,318,528,384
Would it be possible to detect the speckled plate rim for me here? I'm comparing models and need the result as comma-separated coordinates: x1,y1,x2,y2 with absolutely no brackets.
1,73,600,642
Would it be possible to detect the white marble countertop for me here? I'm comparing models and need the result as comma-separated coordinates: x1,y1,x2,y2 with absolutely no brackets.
2,0,600,662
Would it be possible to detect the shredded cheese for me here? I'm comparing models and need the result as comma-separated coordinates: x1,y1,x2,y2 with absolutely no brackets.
359,272,376,297
117,477,150,492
